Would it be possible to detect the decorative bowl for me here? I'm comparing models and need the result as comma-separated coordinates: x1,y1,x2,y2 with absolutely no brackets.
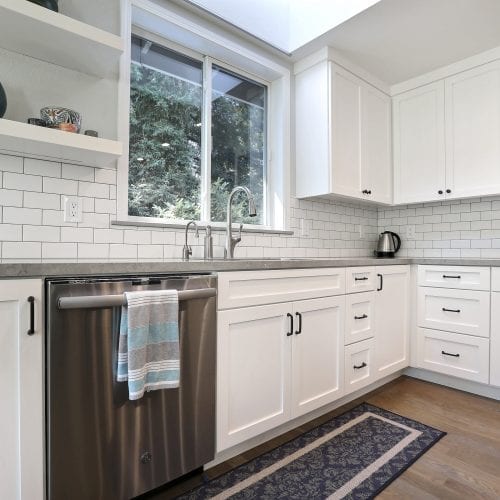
40,106,81,133
27,0,59,12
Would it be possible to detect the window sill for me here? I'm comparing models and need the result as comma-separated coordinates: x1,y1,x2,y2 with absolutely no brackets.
111,219,294,235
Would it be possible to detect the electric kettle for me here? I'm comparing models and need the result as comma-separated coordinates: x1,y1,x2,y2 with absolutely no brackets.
375,231,401,257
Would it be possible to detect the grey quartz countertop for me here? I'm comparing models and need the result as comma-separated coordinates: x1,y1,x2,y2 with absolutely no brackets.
1,257,500,279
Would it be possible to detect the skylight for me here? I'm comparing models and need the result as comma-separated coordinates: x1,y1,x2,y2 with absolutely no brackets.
188,0,381,53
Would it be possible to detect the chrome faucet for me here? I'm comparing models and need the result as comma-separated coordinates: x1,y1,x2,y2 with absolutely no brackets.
182,220,199,261
225,186,257,259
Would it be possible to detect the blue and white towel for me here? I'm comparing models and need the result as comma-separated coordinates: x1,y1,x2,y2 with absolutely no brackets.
117,290,180,400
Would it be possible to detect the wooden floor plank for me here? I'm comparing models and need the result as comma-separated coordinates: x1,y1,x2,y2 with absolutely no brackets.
146,376,500,499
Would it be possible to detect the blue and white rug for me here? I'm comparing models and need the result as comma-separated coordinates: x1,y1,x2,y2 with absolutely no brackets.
178,403,445,499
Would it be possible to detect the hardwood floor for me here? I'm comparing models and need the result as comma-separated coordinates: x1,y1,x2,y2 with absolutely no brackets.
144,376,500,499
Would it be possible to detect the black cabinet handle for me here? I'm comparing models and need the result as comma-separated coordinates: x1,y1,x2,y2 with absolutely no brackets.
354,277,368,281
354,314,368,320
295,312,302,335
27,296,35,336
442,350,460,358
377,273,383,291
446,189,451,194
438,190,443,194
286,313,293,336
353,362,367,370
442,275,461,279
442,307,461,313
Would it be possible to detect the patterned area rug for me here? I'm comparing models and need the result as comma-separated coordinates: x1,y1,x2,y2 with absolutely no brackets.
178,403,445,500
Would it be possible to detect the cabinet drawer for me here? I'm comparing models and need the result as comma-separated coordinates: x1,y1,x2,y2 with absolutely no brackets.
416,328,489,383
417,265,490,290
344,338,375,393
218,268,346,309
346,267,376,293
345,292,375,345
417,287,490,337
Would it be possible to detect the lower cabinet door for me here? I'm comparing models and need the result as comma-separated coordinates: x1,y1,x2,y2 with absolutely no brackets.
375,266,410,378
491,293,500,387
416,328,490,384
291,296,345,418
0,280,44,500
344,338,375,394
217,303,292,452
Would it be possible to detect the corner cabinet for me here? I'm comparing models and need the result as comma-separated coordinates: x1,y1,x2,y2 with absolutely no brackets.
295,59,392,204
393,59,500,204
0,279,44,500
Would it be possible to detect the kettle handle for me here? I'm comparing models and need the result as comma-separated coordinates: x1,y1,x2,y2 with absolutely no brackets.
390,232,401,253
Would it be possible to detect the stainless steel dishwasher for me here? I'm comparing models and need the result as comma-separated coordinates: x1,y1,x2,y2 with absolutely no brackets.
45,274,217,500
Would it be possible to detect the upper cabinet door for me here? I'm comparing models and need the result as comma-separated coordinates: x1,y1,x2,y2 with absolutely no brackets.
393,81,446,204
445,60,500,199
331,63,362,199
361,84,392,204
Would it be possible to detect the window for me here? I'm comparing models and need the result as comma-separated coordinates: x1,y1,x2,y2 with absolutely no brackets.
129,35,267,225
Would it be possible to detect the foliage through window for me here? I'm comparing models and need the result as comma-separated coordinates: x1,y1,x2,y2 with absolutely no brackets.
129,35,267,225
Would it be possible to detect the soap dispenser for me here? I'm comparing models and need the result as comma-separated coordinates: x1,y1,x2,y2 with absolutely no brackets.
204,225,213,260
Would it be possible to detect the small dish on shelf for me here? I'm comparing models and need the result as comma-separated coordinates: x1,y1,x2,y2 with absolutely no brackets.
40,106,81,133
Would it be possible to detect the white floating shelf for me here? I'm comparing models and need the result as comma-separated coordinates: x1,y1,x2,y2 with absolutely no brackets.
0,0,124,78
0,119,123,168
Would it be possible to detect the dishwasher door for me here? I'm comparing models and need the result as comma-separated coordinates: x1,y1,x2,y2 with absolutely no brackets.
46,274,216,500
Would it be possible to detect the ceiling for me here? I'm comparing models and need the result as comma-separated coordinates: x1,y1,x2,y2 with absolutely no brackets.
182,0,500,86
293,0,500,84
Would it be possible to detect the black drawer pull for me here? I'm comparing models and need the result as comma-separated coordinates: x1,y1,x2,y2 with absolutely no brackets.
442,275,461,279
286,313,293,336
353,362,367,370
295,312,302,335
442,350,460,358
354,314,368,320
27,296,35,336
354,277,368,281
377,273,383,291
442,307,461,313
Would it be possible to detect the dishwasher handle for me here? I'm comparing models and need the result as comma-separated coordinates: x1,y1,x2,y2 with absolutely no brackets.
58,288,216,310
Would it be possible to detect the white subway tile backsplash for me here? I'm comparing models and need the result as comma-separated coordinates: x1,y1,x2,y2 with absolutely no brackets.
3,241,41,259
60,227,94,243
4,172,42,192
43,177,78,195
42,242,77,259
94,168,116,184
0,224,22,241
0,154,23,173
109,244,137,260
78,181,109,199
0,189,23,207
94,198,116,214
24,158,61,178
24,192,60,210
3,207,42,225
23,225,60,242
62,164,95,181
78,243,109,259
94,229,123,244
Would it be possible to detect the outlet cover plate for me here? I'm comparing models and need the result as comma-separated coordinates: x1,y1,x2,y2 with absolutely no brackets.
63,196,82,223
406,224,416,240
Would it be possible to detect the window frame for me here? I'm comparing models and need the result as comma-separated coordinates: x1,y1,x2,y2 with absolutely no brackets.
117,0,290,232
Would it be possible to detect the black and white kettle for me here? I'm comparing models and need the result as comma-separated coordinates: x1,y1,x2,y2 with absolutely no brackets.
375,231,401,258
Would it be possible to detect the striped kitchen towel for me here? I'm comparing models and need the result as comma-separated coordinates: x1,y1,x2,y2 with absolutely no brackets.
117,289,180,400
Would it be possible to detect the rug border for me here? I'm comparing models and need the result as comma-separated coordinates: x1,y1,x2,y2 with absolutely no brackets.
180,401,447,499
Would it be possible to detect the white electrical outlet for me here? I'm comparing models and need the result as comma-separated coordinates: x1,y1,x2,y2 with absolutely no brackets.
406,224,416,240
64,196,82,223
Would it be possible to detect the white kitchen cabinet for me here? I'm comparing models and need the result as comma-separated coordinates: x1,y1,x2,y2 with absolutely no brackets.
217,296,345,451
393,81,446,204
344,338,376,394
216,303,292,452
374,266,410,378
416,328,489,384
490,293,500,387
445,60,500,199
394,59,500,205
0,279,44,500
295,59,392,204
291,296,344,418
